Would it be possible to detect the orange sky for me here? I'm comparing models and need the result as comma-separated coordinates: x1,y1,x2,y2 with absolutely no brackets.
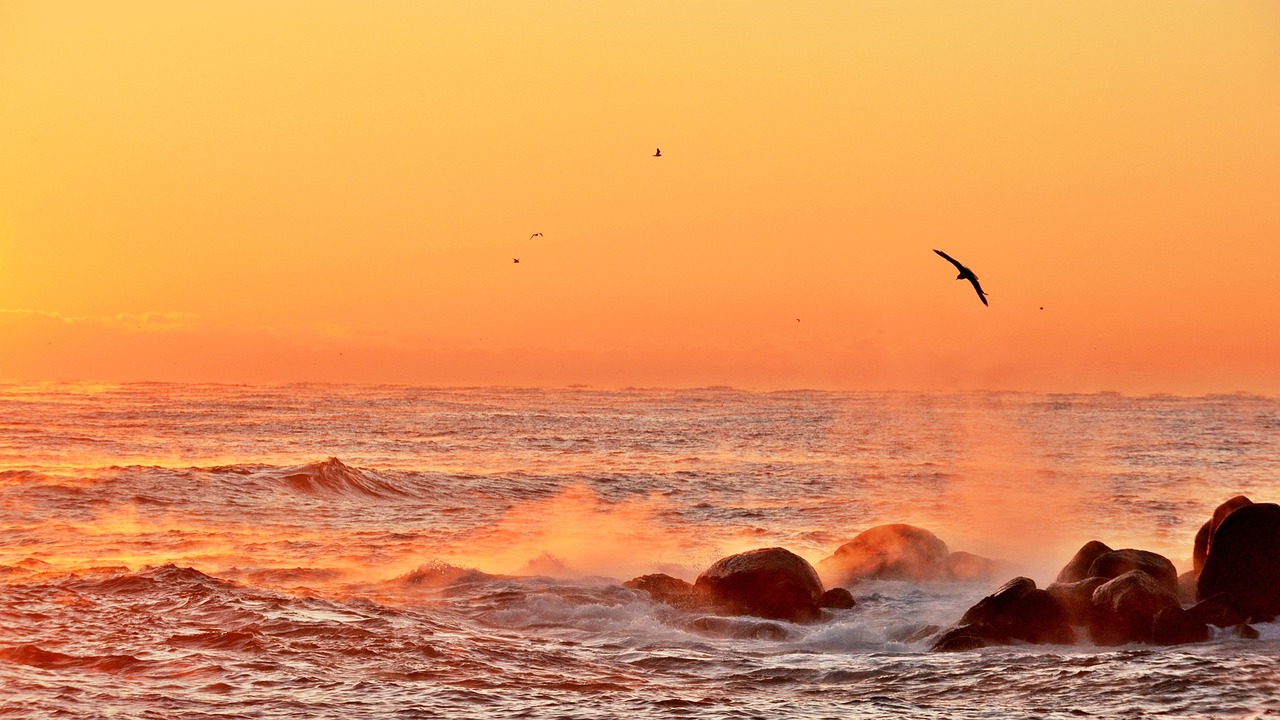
2,1,1278,392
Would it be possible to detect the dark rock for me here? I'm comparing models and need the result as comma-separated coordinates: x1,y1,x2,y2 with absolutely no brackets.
1056,541,1114,584
1186,592,1247,629
946,551,998,582
930,625,1003,652
1193,495,1253,575
817,524,950,585
625,573,705,610
818,587,856,609
1089,570,1180,645
1046,577,1108,627
957,576,1073,645
1176,570,1198,606
1234,623,1260,640
1197,503,1280,620
1087,549,1178,595
694,547,824,623
1152,606,1209,646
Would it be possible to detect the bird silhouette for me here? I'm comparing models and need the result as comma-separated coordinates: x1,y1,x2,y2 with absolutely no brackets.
933,249,988,306
513,258,520,264
529,232,543,239
653,148,662,157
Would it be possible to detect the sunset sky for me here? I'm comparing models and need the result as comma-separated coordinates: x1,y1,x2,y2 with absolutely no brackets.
3,1,1278,393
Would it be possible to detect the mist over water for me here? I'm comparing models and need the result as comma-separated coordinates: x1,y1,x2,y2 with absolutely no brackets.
2,383,1279,718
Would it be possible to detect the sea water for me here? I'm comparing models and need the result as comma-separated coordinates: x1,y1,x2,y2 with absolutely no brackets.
2,383,1278,719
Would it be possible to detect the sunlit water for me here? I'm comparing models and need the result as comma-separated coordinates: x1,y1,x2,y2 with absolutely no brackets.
2,383,1279,719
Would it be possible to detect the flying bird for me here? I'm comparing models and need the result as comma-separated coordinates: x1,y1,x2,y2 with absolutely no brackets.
653,148,662,157
530,232,543,239
513,258,520,264
933,249,988,306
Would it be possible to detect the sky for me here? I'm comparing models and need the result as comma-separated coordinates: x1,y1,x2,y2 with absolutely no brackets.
2,1,1278,393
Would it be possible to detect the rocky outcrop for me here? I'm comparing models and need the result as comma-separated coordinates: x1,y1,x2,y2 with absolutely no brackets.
1087,549,1178,596
1089,570,1180,645
1196,502,1280,621
1056,541,1113,584
818,587,856,609
693,547,826,623
1046,576,1108,627
929,577,1072,651
946,551,999,582
817,524,951,585
624,573,705,610
1192,495,1252,575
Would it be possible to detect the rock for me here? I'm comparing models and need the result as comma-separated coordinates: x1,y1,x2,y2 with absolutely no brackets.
625,573,704,610
1186,592,1247,629
1056,541,1114,584
946,551,999,582
892,623,941,644
1176,570,1198,606
1087,549,1178,595
1196,502,1280,620
1089,570,1180,645
693,547,825,623
1152,606,1209,646
1046,577,1108,627
817,524,950,586
1234,623,1260,640
1192,496,1253,575
818,587,856,609
954,576,1073,645
930,626,1000,652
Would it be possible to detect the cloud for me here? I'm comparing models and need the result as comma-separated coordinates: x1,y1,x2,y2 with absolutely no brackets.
0,309,197,332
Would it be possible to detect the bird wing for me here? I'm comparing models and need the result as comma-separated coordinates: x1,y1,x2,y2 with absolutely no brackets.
967,276,989,306
933,249,966,273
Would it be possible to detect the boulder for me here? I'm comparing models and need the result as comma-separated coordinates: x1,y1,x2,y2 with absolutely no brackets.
946,551,999,582
1152,606,1209,646
1089,570,1180,645
1046,576,1108,627
1186,592,1247,629
1196,502,1280,621
1056,541,1114,584
928,576,1074,651
1087,549,1178,595
818,587,856,610
817,524,950,586
1192,495,1253,575
693,547,825,623
625,573,705,610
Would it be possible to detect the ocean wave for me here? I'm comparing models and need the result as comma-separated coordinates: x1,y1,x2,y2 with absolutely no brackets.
263,457,410,499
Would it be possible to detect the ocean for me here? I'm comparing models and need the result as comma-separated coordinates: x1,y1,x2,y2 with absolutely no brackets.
2,383,1278,719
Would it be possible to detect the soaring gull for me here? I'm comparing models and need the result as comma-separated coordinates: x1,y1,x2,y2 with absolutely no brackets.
933,249,988,306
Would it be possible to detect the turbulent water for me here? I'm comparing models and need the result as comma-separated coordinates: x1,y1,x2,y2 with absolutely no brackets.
2,383,1279,719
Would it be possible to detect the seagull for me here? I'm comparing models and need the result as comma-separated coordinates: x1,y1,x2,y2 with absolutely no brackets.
513,258,520,264
530,232,543,239
653,148,662,157
933,249,988,306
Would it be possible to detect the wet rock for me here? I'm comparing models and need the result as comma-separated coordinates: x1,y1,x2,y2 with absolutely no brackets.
958,576,1073,645
1176,570,1198,606
694,547,825,623
817,524,950,586
1192,495,1253,576
1089,570,1180,645
818,587,856,610
1186,592,1247,629
946,551,999,582
1056,541,1114,584
625,573,705,610
1197,502,1280,620
1152,606,1209,646
930,625,1000,652
1046,577,1108,627
1233,623,1260,640
1087,549,1178,595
